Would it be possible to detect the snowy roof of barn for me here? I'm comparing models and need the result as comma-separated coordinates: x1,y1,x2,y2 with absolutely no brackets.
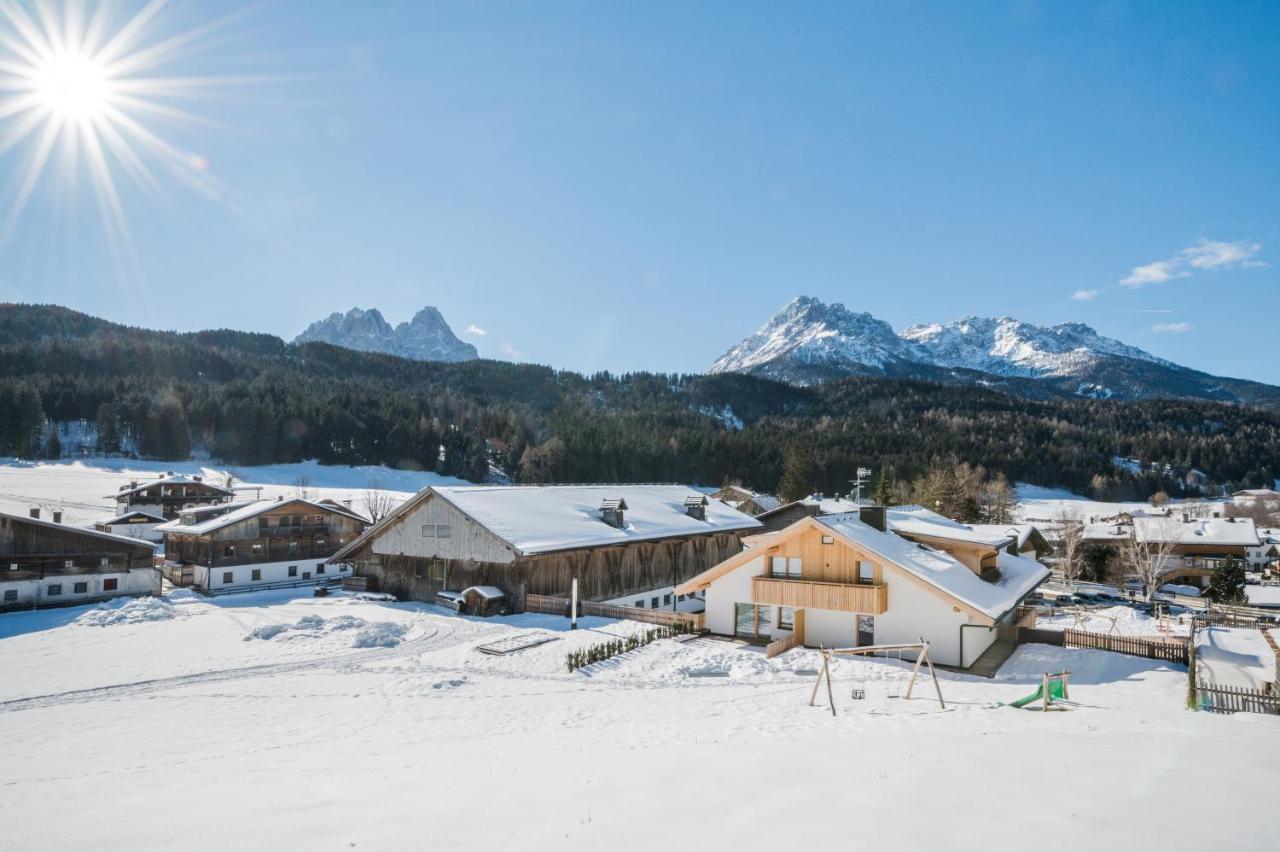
817,513,1048,620
0,511,157,551
341,484,761,559
1133,516,1260,547
885,506,1013,548
97,510,167,525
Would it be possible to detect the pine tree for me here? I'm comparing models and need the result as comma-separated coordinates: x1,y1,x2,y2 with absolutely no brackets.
1208,557,1247,606
873,469,893,506
45,428,61,460
777,442,815,503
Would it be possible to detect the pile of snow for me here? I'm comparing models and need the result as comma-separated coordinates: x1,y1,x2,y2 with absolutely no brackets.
1196,627,1276,690
75,596,176,627
352,622,409,648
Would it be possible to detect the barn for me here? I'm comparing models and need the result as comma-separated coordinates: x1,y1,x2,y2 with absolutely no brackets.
331,485,762,610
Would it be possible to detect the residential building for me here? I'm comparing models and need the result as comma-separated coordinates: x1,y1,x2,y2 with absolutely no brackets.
108,473,237,520
93,510,167,543
710,485,782,517
676,506,1048,669
1,509,158,612
331,484,762,609
157,498,369,593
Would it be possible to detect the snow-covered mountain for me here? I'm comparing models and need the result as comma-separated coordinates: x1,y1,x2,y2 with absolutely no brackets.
710,296,1273,404
295,307,478,363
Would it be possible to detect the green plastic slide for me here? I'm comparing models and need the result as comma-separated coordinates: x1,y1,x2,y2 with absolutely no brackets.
1008,684,1044,709
1008,677,1067,709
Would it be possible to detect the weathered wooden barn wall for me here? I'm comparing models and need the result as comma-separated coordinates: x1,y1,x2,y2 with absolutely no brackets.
0,515,154,580
370,494,517,564
348,530,747,610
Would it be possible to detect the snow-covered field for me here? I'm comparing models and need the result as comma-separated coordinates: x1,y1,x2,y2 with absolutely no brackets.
0,457,470,528
1196,626,1278,691
1014,482,1229,523
1036,604,1192,637
1,589,1277,851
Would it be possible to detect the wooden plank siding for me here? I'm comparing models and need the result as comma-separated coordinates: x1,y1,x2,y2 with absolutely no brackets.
752,576,887,613
752,523,888,585
0,514,154,580
1062,629,1189,664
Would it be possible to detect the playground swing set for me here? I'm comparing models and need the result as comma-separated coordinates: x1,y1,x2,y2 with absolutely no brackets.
808,641,946,717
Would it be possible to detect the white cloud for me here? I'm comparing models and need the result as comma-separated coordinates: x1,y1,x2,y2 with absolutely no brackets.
499,342,522,358
1151,322,1193,334
1071,289,1100,301
1121,239,1262,287
464,324,487,336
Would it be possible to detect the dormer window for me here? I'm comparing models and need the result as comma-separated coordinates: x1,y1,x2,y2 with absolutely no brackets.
684,495,708,521
600,498,628,529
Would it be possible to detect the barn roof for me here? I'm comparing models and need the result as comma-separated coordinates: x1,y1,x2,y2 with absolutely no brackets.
107,474,236,500
97,510,167,525
334,484,761,560
0,511,157,552
155,498,368,536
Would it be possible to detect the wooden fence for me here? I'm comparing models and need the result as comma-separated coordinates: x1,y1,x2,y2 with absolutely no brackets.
765,631,803,659
1193,681,1280,715
1014,605,1038,629
524,593,705,631
1062,629,1189,665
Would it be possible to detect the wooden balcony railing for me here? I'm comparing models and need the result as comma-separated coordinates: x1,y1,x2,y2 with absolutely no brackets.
752,575,887,614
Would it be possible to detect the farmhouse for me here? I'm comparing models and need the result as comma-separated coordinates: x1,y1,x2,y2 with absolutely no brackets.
109,473,237,519
676,507,1048,669
1,509,158,612
157,498,369,593
93,510,167,543
331,484,762,609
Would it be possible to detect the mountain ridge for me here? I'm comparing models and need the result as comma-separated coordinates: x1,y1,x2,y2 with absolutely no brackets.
295,306,477,363
710,296,1279,406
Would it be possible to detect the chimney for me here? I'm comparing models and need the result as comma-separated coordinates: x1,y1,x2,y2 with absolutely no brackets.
52,510,62,524
29,507,40,520
192,475,202,483
130,480,138,489
599,498,628,529
342,499,353,508
859,506,887,532
684,495,708,521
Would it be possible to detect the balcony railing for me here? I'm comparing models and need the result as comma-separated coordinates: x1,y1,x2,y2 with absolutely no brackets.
752,575,887,614
257,524,330,537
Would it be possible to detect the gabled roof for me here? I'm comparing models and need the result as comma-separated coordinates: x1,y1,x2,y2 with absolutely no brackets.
335,484,761,561
0,511,157,552
716,485,781,511
885,506,1013,548
1133,516,1260,547
107,474,236,500
679,514,1047,622
155,498,369,536
97,510,167,525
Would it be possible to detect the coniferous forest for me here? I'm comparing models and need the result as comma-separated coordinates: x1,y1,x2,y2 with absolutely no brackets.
2,303,1278,500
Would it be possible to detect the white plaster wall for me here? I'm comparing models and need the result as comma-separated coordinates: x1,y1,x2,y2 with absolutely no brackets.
0,568,159,607
803,607,857,648
205,558,349,589
703,555,762,636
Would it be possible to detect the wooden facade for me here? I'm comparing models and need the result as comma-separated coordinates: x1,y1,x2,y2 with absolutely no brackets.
112,475,235,519
338,490,752,609
163,499,367,570
0,512,155,581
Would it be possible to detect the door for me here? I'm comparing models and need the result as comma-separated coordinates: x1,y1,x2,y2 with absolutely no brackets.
857,615,874,647
734,603,772,642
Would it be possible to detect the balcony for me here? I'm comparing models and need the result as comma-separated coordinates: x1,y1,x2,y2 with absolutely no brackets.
752,575,887,614
257,524,330,538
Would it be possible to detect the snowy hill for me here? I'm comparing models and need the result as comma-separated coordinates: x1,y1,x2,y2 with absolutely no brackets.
711,296,1280,405
296,306,478,362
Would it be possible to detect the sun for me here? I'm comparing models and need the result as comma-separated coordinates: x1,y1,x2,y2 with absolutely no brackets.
32,50,112,120
0,0,239,260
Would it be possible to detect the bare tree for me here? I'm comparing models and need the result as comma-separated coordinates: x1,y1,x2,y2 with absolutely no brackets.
362,482,397,524
219,469,240,492
980,475,1018,525
1121,515,1182,601
293,476,314,500
1052,508,1086,588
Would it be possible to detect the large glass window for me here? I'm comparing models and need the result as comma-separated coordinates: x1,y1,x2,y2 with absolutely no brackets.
787,557,802,578
779,606,795,630
858,561,875,584
734,603,772,641
770,556,786,576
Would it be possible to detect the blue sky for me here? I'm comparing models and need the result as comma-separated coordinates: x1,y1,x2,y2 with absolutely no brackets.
1,1,1277,381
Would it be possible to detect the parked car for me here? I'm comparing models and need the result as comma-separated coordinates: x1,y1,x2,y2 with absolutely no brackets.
1054,594,1080,607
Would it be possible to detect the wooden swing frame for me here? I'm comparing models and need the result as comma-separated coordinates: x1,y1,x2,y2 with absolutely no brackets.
808,641,946,716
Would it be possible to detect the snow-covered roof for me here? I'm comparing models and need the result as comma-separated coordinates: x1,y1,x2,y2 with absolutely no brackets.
885,506,1012,548
1244,586,1280,608
969,523,1042,550
155,498,368,536
107,474,235,500
1083,521,1133,541
390,484,761,557
1232,489,1280,498
97,510,167,525
0,510,157,551
464,585,506,599
817,513,1048,620
718,486,780,511
1132,516,1260,547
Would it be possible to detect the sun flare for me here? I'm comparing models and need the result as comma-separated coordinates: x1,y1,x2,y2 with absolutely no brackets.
0,0,236,259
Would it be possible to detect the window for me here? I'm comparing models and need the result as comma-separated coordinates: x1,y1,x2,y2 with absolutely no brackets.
3,589,16,602
103,578,118,591
48,584,62,596
857,561,875,584
74,582,88,594
421,524,436,538
258,518,269,531
316,564,325,574
315,538,326,548
100,557,109,566
223,545,236,557
734,602,772,641
821,535,835,545
252,544,263,555
288,541,299,555
779,607,795,630
251,569,262,581
787,557,802,578
222,571,234,584
436,524,452,539
288,566,298,577
770,555,786,576
634,600,643,608
431,561,446,583
64,560,74,569
650,597,659,608
663,594,672,605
